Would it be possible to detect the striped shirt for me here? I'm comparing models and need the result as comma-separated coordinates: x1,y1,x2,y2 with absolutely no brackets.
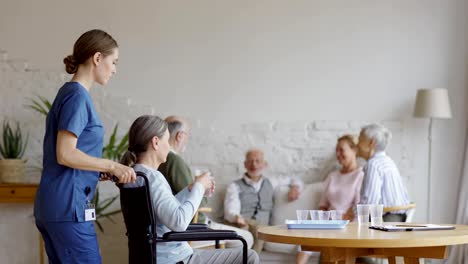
360,152,410,213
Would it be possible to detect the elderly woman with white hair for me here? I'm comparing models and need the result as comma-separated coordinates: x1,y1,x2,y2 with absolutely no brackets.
357,123,410,222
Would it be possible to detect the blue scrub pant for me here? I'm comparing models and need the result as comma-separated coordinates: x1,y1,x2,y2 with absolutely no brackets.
36,220,101,264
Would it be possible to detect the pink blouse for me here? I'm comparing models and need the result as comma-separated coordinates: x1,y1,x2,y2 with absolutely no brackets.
319,167,364,211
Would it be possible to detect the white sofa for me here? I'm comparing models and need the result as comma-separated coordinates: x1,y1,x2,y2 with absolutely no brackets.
258,182,323,263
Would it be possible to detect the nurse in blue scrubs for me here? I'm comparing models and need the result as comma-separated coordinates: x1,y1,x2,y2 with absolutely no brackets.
34,29,136,263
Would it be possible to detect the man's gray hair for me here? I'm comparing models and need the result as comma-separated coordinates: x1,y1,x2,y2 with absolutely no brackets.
167,120,185,139
361,123,392,152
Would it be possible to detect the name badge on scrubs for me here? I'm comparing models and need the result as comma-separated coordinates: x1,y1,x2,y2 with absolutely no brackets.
85,202,96,221
84,186,96,221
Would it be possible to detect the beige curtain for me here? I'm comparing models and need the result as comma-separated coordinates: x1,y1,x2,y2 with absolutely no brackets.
446,131,468,263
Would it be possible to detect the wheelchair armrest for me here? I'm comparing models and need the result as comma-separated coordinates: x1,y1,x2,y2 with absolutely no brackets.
162,229,238,241
187,224,209,231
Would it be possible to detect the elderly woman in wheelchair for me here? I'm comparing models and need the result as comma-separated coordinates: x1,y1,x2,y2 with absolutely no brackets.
118,115,259,264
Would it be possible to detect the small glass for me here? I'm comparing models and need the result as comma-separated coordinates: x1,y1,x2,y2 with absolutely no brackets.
194,168,214,197
318,210,331,221
296,210,309,223
194,168,211,177
310,210,320,220
357,204,371,226
329,210,344,220
370,204,384,226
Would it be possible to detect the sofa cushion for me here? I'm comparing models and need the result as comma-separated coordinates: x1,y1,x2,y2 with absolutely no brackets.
263,182,324,253
271,182,324,225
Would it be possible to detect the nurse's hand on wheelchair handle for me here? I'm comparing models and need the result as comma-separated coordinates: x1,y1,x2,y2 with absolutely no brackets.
110,163,137,184
99,172,120,183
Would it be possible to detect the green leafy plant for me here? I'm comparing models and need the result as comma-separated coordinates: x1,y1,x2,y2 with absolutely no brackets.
26,95,52,116
0,121,29,159
27,95,129,232
102,124,129,162
26,96,52,173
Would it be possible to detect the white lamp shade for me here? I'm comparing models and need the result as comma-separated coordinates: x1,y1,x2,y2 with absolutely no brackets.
413,88,452,119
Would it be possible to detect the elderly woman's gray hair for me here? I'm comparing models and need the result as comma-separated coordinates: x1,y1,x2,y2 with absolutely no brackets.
361,123,392,152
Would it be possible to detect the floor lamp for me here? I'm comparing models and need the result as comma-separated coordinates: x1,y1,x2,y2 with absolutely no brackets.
413,88,452,222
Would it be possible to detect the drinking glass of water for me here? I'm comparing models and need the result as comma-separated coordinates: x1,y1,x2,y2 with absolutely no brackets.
370,204,384,226
357,204,371,226
296,210,309,223
318,210,330,221
329,210,344,220
310,210,320,220
193,168,214,197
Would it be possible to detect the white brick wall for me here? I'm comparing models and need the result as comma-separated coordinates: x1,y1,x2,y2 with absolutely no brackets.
0,49,415,263
185,119,410,186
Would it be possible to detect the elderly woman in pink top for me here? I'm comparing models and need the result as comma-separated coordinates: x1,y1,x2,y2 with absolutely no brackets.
296,135,364,264
319,134,364,216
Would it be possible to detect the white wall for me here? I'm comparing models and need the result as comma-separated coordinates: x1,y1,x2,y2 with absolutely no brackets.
0,0,467,263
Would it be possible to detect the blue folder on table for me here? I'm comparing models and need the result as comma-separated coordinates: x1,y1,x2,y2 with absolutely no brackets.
286,220,349,229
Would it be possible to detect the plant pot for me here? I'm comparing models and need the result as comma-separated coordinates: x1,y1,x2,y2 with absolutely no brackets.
0,159,26,183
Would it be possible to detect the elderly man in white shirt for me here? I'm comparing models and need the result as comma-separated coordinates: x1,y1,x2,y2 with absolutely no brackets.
357,123,410,222
224,148,303,252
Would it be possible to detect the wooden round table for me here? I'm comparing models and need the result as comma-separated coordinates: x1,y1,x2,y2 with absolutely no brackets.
258,223,468,264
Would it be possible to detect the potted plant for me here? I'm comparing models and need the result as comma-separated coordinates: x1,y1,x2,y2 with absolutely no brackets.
0,121,29,183
27,95,128,232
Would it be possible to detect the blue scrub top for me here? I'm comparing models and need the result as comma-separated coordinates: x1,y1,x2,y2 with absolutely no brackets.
34,82,104,222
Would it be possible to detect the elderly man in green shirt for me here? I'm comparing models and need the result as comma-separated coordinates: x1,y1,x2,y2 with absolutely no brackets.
158,116,254,249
